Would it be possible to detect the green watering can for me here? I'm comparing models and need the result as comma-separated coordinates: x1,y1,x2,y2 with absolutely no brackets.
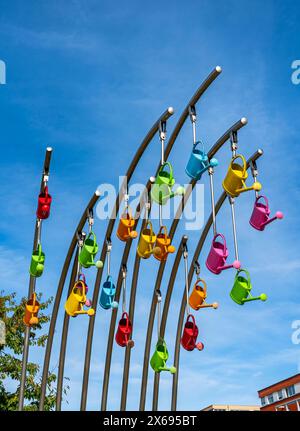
151,162,185,205
78,231,103,269
29,243,45,277
230,269,267,305
150,338,176,374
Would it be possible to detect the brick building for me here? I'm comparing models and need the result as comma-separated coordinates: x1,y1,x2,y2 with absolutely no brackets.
258,373,300,411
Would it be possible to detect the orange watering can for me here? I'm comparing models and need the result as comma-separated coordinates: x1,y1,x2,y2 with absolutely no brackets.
222,154,262,197
137,220,160,259
65,280,95,317
115,312,134,348
153,225,175,262
117,206,138,242
189,278,219,311
23,293,40,326
181,314,204,351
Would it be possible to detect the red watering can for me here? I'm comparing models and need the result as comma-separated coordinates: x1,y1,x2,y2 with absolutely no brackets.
36,186,52,220
206,233,240,275
115,312,134,348
181,314,204,351
249,195,283,231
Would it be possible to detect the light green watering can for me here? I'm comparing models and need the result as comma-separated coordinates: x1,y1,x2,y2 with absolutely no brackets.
29,243,45,277
78,231,103,269
151,162,185,205
230,269,267,305
150,338,176,374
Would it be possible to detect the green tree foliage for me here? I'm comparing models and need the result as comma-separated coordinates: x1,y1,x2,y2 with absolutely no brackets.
0,291,69,410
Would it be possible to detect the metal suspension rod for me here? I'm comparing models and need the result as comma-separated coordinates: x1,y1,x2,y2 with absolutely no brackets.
118,67,222,412
140,118,248,411
80,107,174,411
208,168,217,236
19,147,52,411
39,191,100,410
229,196,239,261
171,149,263,411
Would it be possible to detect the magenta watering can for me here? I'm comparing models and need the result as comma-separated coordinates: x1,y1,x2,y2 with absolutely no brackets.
206,233,241,275
249,195,283,231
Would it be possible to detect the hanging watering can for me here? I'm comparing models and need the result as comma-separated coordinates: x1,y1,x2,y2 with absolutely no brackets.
153,225,176,262
99,275,119,309
116,207,138,242
181,314,204,351
115,312,134,348
249,195,283,231
78,231,103,269
137,220,160,259
65,280,95,317
29,243,45,277
36,185,52,220
206,233,240,275
185,142,218,181
23,293,40,326
150,338,176,374
151,162,185,205
222,154,262,197
230,269,267,305
189,278,219,311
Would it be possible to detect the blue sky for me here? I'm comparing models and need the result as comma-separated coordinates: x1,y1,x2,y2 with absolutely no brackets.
1,0,300,411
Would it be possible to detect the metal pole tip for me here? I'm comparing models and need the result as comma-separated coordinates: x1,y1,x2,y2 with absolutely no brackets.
215,66,222,73
168,107,174,115
241,117,248,125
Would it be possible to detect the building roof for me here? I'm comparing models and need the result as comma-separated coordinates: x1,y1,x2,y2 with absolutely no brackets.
258,373,300,397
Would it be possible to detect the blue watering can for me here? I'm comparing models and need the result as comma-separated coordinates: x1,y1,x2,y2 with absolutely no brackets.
99,275,119,310
185,141,218,181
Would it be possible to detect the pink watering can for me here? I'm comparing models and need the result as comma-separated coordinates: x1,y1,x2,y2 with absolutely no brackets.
206,233,241,275
249,195,283,231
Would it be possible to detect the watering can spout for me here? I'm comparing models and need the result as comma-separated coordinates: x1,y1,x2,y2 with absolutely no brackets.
160,365,176,374
236,181,262,195
218,260,241,272
242,293,268,304
260,211,284,229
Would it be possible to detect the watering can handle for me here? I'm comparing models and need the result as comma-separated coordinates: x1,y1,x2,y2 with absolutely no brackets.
121,311,130,329
193,140,205,152
194,278,207,295
73,280,86,295
231,154,247,173
145,220,154,238
256,195,269,208
213,233,227,251
43,185,49,197
158,225,168,241
186,314,196,330
237,269,251,283
86,230,97,247
161,161,173,179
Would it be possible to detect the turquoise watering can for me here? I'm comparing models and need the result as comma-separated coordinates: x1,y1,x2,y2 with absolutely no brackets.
230,269,267,305
185,142,218,181
151,162,185,205
99,275,119,309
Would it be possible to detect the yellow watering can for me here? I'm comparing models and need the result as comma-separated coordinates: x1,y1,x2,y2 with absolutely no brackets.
23,293,40,326
137,220,161,259
65,280,95,317
189,278,219,311
222,154,262,197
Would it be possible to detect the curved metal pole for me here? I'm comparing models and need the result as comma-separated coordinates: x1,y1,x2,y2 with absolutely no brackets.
152,235,188,410
56,248,79,410
19,147,52,411
39,191,100,410
112,66,223,411
171,149,264,411
80,107,174,411
140,118,248,411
